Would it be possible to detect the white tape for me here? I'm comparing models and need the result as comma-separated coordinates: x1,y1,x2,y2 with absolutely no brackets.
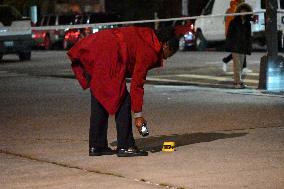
31,11,265,31
277,10,284,13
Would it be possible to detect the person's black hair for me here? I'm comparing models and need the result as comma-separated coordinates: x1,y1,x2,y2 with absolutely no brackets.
236,3,252,13
155,27,179,53
236,3,253,21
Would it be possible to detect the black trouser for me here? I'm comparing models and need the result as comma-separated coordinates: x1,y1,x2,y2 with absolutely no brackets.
89,91,135,149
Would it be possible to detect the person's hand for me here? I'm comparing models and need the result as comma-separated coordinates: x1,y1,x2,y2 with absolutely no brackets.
135,117,147,132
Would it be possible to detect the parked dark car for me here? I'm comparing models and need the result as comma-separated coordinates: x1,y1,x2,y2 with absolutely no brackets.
63,13,120,50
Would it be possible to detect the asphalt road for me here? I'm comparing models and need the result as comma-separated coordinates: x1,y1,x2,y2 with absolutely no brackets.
1,50,283,133
0,51,283,189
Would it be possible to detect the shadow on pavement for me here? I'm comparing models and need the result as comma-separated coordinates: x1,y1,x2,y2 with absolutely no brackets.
111,132,247,153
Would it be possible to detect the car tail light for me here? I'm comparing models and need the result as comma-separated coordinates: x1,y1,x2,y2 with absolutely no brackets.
64,33,70,39
33,31,46,39
73,31,80,38
41,32,46,38
65,30,80,40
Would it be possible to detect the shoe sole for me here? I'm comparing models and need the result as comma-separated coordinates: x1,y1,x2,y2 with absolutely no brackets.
234,86,245,89
89,152,116,156
117,153,148,157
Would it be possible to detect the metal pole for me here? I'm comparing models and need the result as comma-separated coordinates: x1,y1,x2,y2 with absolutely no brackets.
266,0,278,57
258,0,284,91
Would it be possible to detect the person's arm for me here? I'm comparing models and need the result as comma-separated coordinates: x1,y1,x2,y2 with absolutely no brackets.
71,60,90,90
130,48,159,129
130,58,149,115
130,58,148,130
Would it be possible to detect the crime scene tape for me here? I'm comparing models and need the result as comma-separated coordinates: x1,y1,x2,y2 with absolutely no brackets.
31,11,265,31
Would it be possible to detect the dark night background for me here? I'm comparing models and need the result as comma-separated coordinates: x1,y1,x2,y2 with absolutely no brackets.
0,0,209,21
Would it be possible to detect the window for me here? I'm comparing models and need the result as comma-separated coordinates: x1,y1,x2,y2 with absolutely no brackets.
0,5,22,26
73,15,83,25
202,0,215,15
58,15,74,25
42,16,48,26
280,0,284,9
261,0,265,9
48,16,56,26
82,15,89,24
89,14,106,23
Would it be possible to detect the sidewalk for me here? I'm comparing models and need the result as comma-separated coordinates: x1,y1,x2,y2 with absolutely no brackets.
1,126,284,189
1,51,283,189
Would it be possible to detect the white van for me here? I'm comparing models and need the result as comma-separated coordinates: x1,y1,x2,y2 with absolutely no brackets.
194,0,284,51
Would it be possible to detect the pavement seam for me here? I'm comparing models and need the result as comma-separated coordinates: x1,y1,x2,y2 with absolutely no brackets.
0,149,186,189
0,149,124,177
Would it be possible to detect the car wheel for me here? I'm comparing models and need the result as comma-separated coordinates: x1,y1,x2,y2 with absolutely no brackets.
195,31,207,51
19,51,31,61
0,53,3,61
44,35,51,50
179,37,186,51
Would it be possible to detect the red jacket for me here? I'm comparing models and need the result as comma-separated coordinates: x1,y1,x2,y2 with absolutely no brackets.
67,26,163,114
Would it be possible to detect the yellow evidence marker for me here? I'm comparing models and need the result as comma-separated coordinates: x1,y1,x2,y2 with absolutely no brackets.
162,142,175,152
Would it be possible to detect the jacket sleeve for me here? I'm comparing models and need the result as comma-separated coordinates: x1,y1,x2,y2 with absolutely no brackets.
71,61,90,90
130,59,148,113
67,43,91,90
130,49,159,113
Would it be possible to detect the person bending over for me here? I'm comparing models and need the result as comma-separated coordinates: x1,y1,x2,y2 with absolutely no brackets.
67,26,179,157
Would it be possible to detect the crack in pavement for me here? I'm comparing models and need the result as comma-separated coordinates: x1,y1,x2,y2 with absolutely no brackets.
0,149,124,177
0,149,185,189
0,138,88,143
2,127,282,188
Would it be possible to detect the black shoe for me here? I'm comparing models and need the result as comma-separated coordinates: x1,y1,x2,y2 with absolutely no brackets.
89,147,116,156
233,82,246,89
117,146,148,157
222,55,232,63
